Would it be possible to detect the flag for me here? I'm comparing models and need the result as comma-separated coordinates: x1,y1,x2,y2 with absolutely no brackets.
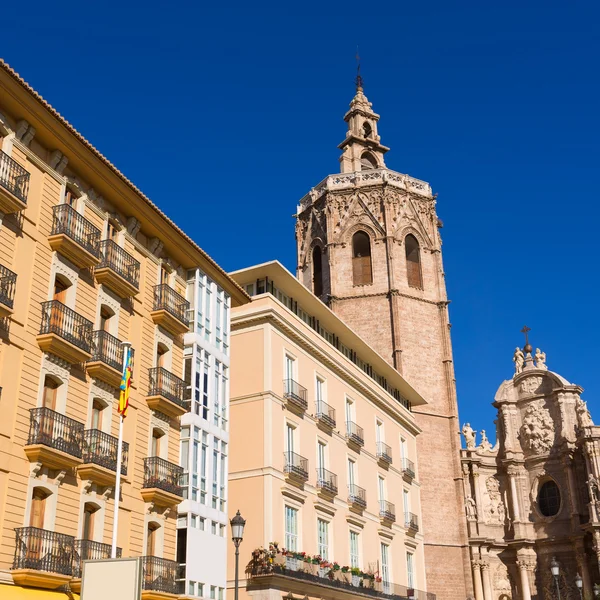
119,346,133,418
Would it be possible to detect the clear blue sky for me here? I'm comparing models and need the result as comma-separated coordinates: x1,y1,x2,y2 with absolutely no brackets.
4,1,599,439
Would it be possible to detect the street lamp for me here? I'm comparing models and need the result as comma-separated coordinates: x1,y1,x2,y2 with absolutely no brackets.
550,557,561,600
575,573,583,599
230,510,246,600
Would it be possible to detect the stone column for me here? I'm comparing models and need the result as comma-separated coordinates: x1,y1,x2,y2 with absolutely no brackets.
576,543,593,598
471,561,484,600
481,562,493,600
472,464,484,523
563,453,581,517
516,561,532,600
507,465,521,522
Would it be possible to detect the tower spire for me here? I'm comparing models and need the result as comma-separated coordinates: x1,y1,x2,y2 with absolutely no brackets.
355,47,363,91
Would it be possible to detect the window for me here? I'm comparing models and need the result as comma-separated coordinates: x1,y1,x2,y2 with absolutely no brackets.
160,263,170,285
188,582,196,596
151,429,163,457
99,305,114,332
286,424,295,454
376,420,383,443
348,459,356,486
378,476,386,502
316,377,325,411
405,235,423,289
210,586,216,600
362,122,373,139
198,584,204,597
360,152,377,170
200,432,208,504
202,354,210,420
285,506,298,551
82,503,99,541
29,488,49,529
285,355,295,389
317,441,326,479
214,361,221,426
312,246,323,297
406,552,415,589
349,531,359,569
42,376,59,410
381,543,390,590
106,220,119,241
317,519,329,560
211,521,217,535
345,398,354,424
90,399,105,430
219,588,224,600
205,284,212,341
199,517,205,531
400,438,407,462
403,489,410,522
156,343,169,368
146,522,160,556
220,524,225,537
64,189,78,207
352,231,373,286
212,439,219,509
538,480,561,517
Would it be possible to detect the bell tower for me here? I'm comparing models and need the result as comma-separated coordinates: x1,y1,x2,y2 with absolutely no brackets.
295,80,472,599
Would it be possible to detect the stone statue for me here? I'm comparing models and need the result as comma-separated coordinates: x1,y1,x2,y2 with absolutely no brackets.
465,495,477,520
588,474,600,503
462,423,476,449
534,348,548,370
576,397,594,428
479,430,493,452
513,347,525,375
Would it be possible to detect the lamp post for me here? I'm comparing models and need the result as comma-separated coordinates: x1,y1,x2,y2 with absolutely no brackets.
550,557,561,600
230,510,246,600
575,573,583,599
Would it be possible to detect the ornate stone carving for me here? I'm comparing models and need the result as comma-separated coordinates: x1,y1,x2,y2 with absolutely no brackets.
493,563,512,593
519,376,543,395
478,430,493,452
126,216,141,237
16,120,36,145
534,348,548,370
465,495,477,520
519,402,554,454
148,237,164,256
462,423,476,449
513,347,524,374
484,476,506,525
576,397,594,428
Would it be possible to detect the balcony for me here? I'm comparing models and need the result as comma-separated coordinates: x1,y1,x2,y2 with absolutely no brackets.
402,458,416,480
379,500,396,525
283,378,308,413
48,204,101,268
316,468,338,500
348,484,367,512
24,408,84,470
0,263,17,317
0,150,29,214
346,420,364,449
147,367,187,418
37,300,93,364
72,539,121,586
141,556,182,599
150,284,190,336
405,512,419,534
376,441,392,466
78,429,129,487
141,456,184,508
87,330,132,387
284,451,308,485
95,240,140,298
316,400,336,429
12,527,74,589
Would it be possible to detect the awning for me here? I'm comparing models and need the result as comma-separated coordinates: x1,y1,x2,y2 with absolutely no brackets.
0,584,80,600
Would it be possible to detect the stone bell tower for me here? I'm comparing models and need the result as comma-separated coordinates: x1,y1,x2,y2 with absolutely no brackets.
295,77,472,599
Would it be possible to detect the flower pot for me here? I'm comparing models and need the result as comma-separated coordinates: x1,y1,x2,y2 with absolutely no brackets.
352,575,361,586
286,557,298,571
318,567,328,578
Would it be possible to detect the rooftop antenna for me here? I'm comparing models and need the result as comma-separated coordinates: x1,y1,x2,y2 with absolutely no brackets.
355,46,363,91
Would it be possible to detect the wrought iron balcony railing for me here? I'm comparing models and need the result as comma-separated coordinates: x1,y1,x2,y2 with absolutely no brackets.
98,240,140,289
283,451,309,480
39,300,94,354
379,500,396,522
89,330,133,373
141,556,183,595
346,420,364,447
405,512,419,532
143,456,184,497
0,150,30,203
283,379,308,411
82,429,129,475
403,458,416,479
13,527,74,576
73,539,121,578
348,483,367,508
376,441,392,464
0,263,17,310
51,204,101,257
153,284,190,326
316,468,338,495
148,367,186,408
27,407,84,458
316,400,336,428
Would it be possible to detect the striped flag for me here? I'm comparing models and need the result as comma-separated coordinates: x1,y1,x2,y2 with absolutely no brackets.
118,346,133,418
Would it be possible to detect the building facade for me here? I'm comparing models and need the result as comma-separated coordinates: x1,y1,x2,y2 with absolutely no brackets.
461,344,600,600
295,81,471,597
0,60,247,599
227,261,434,600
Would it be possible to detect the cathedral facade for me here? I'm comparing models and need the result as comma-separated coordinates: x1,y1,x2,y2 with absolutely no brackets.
295,81,471,599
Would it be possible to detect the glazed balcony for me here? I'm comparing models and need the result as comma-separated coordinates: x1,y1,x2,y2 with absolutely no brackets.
147,367,187,418
316,468,338,499
12,527,74,589
402,457,416,480
376,441,392,466
24,407,84,470
379,500,396,525
151,284,190,335
78,429,129,487
316,400,336,429
283,378,308,413
95,240,140,298
348,483,367,511
72,539,121,581
141,556,182,598
284,451,309,485
141,456,184,508
405,512,419,533
0,263,17,317
0,150,30,214
346,420,364,449
87,330,133,387
48,204,101,268
37,300,93,364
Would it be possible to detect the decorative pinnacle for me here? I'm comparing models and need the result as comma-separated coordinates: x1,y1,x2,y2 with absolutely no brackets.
521,325,532,354
355,47,363,91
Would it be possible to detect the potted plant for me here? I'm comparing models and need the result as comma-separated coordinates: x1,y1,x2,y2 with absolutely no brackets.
351,567,361,586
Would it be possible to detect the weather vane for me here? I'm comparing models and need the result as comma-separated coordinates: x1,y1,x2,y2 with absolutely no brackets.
355,46,363,91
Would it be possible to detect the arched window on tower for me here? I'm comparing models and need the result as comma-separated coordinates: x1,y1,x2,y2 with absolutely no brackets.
405,234,423,289
360,152,377,171
312,246,323,297
352,231,373,286
362,122,373,139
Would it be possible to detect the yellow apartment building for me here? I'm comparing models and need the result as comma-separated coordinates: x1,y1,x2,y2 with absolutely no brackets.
227,262,435,600
0,60,247,599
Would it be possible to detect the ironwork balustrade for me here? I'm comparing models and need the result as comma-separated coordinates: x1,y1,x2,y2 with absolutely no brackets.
0,263,17,310
98,239,140,289
405,512,419,532
51,204,101,257
379,500,396,522
348,484,367,508
283,451,308,480
13,527,74,575
90,330,133,372
316,400,336,428
153,284,189,325
27,407,84,458
143,456,184,497
0,150,30,203
283,378,308,410
316,468,338,495
39,300,93,353
377,441,392,464
73,539,121,578
141,556,183,594
346,420,364,446
402,458,415,479
82,429,129,475
148,367,186,408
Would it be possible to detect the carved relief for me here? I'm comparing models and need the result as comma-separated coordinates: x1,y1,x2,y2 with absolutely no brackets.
484,476,506,525
493,563,512,595
519,376,543,395
519,402,555,455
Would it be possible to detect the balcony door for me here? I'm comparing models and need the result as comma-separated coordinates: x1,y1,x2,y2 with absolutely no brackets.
50,276,70,331
82,503,97,542
151,429,163,458
28,488,48,561
146,523,159,557
41,377,59,442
